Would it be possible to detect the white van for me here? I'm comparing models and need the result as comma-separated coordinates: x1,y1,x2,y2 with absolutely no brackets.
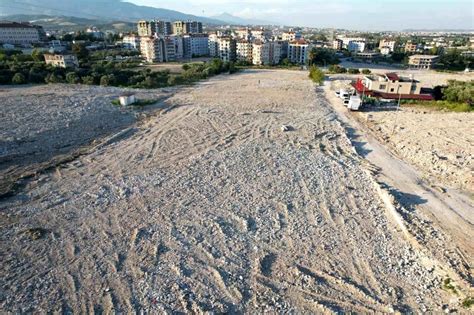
348,96,362,111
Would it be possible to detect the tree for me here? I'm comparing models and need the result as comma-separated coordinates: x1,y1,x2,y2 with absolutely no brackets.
308,48,340,66
12,73,26,84
100,74,115,86
72,43,89,60
31,49,44,62
66,72,81,84
362,69,371,75
309,65,325,85
81,75,95,85
328,64,347,74
45,73,63,84
348,68,360,74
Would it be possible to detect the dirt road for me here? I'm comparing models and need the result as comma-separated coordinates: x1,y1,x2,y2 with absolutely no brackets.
1,71,471,313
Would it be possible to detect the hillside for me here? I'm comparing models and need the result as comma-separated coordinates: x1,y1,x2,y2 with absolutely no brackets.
0,0,226,25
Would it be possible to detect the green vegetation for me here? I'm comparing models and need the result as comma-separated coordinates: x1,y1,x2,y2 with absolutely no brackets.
462,297,474,309
308,65,325,85
442,278,458,294
308,48,340,66
361,69,371,75
0,47,238,88
436,49,474,71
401,80,473,112
348,68,360,74
328,65,347,74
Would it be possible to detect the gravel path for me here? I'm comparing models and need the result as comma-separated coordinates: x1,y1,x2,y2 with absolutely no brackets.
0,71,470,313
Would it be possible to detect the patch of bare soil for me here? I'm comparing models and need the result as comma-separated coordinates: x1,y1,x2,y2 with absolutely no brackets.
0,71,472,313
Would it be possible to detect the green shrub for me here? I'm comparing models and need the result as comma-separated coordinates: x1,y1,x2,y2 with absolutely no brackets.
309,65,325,85
348,68,360,74
100,74,115,86
66,72,81,84
45,73,64,84
442,80,474,103
11,73,26,84
362,69,371,75
328,64,347,74
81,75,95,85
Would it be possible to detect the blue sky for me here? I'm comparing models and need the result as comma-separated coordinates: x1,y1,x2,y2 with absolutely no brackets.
128,0,474,30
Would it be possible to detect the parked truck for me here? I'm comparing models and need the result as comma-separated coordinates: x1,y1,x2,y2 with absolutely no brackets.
347,96,362,111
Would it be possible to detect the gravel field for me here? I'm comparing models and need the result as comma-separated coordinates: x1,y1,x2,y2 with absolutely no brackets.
0,84,174,196
0,71,472,313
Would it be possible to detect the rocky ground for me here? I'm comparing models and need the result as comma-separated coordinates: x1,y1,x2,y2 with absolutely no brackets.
0,71,472,313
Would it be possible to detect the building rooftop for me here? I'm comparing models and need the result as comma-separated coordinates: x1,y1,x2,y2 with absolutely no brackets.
409,54,439,59
0,22,35,28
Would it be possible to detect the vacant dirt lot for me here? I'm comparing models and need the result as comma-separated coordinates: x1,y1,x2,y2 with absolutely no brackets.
0,71,471,313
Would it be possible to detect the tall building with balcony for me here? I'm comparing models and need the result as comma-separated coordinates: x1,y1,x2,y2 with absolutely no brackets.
208,33,219,57
408,55,439,70
332,39,343,50
0,22,45,45
236,40,253,63
172,21,202,35
288,40,312,64
140,37,164,63
404,41,418,53
156,20,172,36
378,39,396,52
137,20,156,37
183,33,209,58
217,37,236,62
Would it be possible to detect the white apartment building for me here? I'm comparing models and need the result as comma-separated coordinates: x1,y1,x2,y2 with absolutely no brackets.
122,34,141,50
251,28,271,41
208,33,219,57
348,40,366,52
332,39,343,50
235,28,252,41
140,37,164,63
236,40,253,63
338,36,366,48
0,22,45,45
379,39,396,52
288,40,312,64
252,40,270,65
183,33,209,58
217,37,236,62
282,31,301,42
44,53,79,68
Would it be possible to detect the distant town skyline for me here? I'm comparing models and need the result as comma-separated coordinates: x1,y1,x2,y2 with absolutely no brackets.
129,0,474,30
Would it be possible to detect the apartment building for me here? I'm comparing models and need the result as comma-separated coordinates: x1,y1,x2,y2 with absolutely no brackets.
208,33,219,57
183,33,209,58
44,53,79,68
217,37,236,62
140,37,164,63
251,28,272,41
332,39,343,50
404,41,418,53
137,20,156,37
235,28,252,41
362,73,421,94
282,31,301,42
378,39,396,52
348,40,366,52
0,22,45,45
288,39,312,64
172,21,202,35
408,55,439,69
236,40,253,63
156,20,172,36
122,34,141,50
252,40,270,65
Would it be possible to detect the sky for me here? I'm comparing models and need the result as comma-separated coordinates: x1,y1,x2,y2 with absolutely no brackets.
128,0,474,30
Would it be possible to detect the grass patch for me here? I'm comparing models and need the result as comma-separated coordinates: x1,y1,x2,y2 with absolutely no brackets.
462,297,474,308
401,100,473,112
442,278,458,295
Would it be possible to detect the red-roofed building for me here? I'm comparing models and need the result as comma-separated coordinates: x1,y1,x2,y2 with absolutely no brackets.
352,73,434,101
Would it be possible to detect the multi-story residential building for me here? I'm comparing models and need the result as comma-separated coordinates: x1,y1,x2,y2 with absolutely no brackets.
378,39,396,52
251,28,272,41
208,33,219,57
235,28,252,41
338,36,365,48
362,73,421,95
282,31,301,42
183,33,209,58
163,37,177,61
288,39,312,64
408,55,439,69
168,35,184,59
347,40,366,52
172,21,202,35
252,40,269,65
122,34,141,50
0,22,45,45
217,37,236,62
140,37,164,63
86,26,105,39
156,20,172,36
332,39,343,50
44,53,79,68
236,40,253,63
269,41,282,65
404,41,418,53
137,20,156,37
